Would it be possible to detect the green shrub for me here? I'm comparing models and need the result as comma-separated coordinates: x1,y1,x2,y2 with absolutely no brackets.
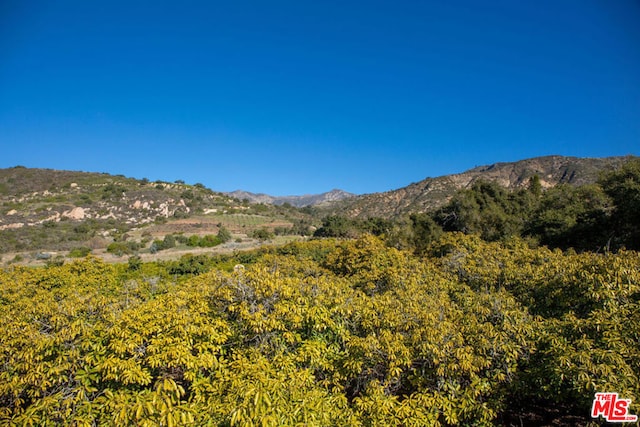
200,235,222,247
127,255,142,271
252,228,274,241
68,247,92,258
217,226,232,243
106,241,138,256
45,255,65,268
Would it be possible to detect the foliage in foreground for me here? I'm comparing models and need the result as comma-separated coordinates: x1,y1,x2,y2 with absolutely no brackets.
0,234,638,425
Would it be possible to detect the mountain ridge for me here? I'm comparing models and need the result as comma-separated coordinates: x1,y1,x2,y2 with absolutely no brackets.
325,155,637,218
226,188,354,207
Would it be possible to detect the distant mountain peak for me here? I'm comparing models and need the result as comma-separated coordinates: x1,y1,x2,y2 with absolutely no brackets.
226,189,355,207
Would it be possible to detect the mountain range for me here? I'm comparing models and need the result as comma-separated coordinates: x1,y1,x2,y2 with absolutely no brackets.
225,189,354,207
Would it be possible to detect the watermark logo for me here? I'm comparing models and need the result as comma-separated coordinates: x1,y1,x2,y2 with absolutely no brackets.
591,392,638,423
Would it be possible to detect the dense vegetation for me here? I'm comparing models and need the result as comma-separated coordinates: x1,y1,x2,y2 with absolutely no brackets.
317,159,640,254
1,233,638,425
1,159,639,425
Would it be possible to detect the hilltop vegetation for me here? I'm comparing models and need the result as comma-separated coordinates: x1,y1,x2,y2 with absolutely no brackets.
1,234,638,425
0,167,315,261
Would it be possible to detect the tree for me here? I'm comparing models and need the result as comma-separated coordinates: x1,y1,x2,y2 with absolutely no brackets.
313,216,356,238
252,228,274,241
217,226,232,243
187,235,201,247
599,158,640,249
434,180,526,241
162,234,176,249
410,213,443,255
526,184,611,251
200,234,222,247
127,255,142,271
107,241,134,256
528,174,542,198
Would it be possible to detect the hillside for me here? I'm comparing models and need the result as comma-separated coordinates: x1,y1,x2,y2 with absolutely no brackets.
226,188,354,207
327,155,636,218
0,167,311,259
0,167,235,228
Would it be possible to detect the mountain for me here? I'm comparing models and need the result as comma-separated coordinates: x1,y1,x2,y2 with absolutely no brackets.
226,189,355,207
326,155,637,219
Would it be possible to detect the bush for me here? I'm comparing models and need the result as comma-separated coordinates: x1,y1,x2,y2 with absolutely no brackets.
0,237,638,425
167,253,210,275
106,241,139,257
252,228,274,241
187,235,201,247
127,255,142,271
68,247,92,258
274,226,293,236
45,255,65,268
107,242,130,257
151,235,177,252
200,235,222,247
162,234,176,249
217,226,232,243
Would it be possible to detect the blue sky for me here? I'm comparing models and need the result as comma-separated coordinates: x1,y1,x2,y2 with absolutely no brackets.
1,1,639,195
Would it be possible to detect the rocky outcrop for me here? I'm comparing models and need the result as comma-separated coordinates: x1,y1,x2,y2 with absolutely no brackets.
63,207,86,220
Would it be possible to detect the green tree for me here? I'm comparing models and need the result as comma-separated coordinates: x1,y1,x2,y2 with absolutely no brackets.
127,255,142,271
107,241,134,256
434,180,527,241
217,226,232,243
528,174,542,198
313,215,356,238
200,234,222,247
68,246,92,258
526,184,611,251
162,234,176,249
187,235,201,247
599,158,640,249
409,213,443,255
252,228,274,241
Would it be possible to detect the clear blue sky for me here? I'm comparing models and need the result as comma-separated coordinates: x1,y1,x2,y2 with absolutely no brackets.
1,1,639,195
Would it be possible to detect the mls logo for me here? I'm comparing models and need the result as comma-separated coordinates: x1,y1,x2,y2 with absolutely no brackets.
591,392,638,423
